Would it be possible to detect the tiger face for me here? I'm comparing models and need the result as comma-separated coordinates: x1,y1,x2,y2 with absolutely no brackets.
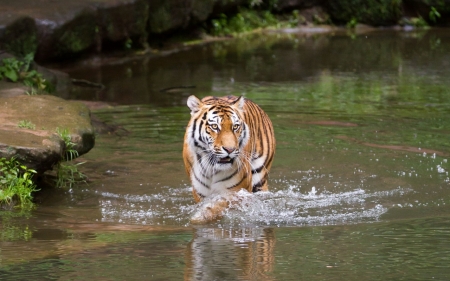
185,95,249,172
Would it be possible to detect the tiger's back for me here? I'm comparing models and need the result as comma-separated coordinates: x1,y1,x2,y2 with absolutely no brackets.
183,95,275,204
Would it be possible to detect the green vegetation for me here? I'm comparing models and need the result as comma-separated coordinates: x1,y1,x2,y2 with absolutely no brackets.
55,128,86,188
326,0,402,26
17,120,36,130
429,6,441,23
0,157,38,209
346,17,358,29
409,17,429,28
0,54,52,92
207,8,301,37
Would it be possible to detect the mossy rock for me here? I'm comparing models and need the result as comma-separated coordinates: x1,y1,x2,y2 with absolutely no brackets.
326,0,402,26
35,7,98,61
191,0,215,23
0,16,38,58
97,0,150,45
148,0,190,34
0,95,95,174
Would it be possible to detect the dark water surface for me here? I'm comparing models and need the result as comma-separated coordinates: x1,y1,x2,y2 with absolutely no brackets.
2,29,450,280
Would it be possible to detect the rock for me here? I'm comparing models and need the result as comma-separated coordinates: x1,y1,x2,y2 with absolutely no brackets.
0,95,95,174
35,4,99,61
0,81,30,98
191,0,215,23
274,0,324,12
0,0,267,61
96,0,150,48
0,16,38,58
148,0,191,34
325,0,402,26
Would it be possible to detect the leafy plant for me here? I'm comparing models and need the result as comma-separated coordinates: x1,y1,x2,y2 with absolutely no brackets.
429,6,441,23
0,54,52,92
347,17,358,29
0,157,38,209
18,120,36,130
124,38,133,50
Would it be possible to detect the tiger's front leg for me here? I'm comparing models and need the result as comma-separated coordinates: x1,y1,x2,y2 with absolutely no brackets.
190,196,230,224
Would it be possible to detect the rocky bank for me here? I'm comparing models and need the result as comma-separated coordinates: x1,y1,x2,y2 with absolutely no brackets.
1,0,449,62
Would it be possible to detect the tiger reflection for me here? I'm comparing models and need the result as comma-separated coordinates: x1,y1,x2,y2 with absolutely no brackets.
184,227,275,281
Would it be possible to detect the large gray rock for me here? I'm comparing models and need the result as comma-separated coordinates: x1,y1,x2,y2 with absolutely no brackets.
0,94,95,174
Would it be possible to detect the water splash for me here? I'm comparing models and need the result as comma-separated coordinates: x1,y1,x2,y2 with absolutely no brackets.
97,184,410,227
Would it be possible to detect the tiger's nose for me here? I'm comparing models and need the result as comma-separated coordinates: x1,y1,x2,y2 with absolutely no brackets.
223,147,236,154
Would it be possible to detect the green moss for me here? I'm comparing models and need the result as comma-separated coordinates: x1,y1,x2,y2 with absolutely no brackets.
326,0,402,26
54,13,97,57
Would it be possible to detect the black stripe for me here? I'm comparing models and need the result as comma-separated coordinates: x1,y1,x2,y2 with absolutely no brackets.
227,175,246,189
216,169,239,183
196,153,210,178
191,118,197,139
252,178,266,192
251,165,264,174
194,172,210,189
202,112,207,120
221,108,234,115
239,127,247,147
198,120,204,140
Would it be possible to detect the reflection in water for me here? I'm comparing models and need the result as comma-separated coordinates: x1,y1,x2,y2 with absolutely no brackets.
185,228,275,281
2,30,450,279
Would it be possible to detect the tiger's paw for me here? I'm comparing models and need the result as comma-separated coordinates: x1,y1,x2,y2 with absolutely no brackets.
190,198,229,224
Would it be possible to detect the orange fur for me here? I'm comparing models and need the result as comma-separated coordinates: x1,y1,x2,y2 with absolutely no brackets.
183,95,275,222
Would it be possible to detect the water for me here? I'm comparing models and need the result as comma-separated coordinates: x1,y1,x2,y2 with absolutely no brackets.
1,29,450,280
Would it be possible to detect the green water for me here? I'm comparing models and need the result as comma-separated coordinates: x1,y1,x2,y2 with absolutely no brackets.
1,29,450,280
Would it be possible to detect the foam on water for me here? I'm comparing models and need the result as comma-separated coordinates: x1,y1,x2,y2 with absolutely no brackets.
97,184,411,227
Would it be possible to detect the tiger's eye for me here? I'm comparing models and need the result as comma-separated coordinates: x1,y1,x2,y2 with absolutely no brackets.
233,124,240,130
210,124,218,130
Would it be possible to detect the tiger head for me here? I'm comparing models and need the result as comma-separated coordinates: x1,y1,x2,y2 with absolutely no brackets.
185,95,249,171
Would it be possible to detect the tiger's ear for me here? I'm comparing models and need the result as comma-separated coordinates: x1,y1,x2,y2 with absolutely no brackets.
231,96,245,110
187,95,203,115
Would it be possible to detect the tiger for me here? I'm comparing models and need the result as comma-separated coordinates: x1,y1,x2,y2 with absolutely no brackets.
183,95,275,223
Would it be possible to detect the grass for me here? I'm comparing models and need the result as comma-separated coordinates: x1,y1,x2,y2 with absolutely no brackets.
0,127,88,210
17,120,36,130
207,8,298,37
0,157,38,209
55,127,87,188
